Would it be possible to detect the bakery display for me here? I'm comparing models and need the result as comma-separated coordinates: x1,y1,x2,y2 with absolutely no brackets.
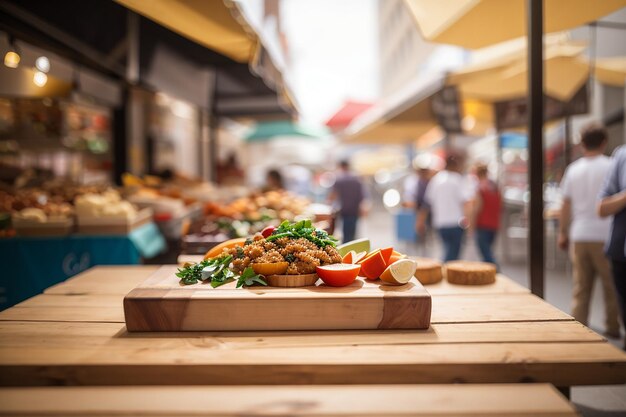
445,261,497,285
75,190,137,220
413,257,444,285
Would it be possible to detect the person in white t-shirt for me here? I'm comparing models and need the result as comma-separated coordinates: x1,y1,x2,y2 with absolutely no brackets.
417,151,475,262
559,124,620,338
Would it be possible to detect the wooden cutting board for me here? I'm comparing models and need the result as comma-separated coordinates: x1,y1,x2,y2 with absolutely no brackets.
124,266,431,332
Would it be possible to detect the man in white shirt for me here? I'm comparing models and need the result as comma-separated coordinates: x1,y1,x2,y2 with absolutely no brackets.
559,125,620,338
417,151,474,262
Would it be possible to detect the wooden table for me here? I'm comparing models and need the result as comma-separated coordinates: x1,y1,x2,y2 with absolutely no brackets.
0,384,580,416
0,265,624,388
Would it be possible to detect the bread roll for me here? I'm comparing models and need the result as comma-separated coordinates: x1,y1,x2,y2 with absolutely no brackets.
413,257,443,285
445,261,496,285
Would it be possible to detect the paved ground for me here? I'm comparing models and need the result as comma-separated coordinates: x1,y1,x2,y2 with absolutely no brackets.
356,207,626,417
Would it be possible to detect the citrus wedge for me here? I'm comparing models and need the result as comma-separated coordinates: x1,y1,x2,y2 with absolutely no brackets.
387,254,404,266
380,259,418,285
357,249,380,265
336,238,370,257
316,263,361,287
342,250,367,264
204,237,247,259
251,262,289,276
380,247,394,265
359,251,387,280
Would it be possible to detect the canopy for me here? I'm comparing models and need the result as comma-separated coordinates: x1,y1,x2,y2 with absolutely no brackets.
0,0,295,117
342,74,445,144
244,121,328,142
595,56,626,87
325,101,373,130
404,0,626,49
448,38,589,102
115,0,255,63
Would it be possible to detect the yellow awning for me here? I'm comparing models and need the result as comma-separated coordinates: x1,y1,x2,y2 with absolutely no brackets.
115,0,255,63
404,0,626,49
595,56,626,87
448,39,589,102
342,75,444,144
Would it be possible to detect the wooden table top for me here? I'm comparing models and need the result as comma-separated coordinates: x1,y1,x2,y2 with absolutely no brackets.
0,265,624,387
0,384,579,416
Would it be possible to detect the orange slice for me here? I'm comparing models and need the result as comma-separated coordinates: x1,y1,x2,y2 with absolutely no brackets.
357,249,380,265
387,254,404,266
251,262,289,276
380,259,418,285
204,237,247,260
380,247,394,264
342,250,367,264
359,251,387,280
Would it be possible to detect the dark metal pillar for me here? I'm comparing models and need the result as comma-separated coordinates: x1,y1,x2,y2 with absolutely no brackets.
112,91,128,185
208,72,219,183
564,115,572,167
528,0,544,298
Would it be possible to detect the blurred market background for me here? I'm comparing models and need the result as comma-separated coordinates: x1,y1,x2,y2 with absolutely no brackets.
1,0,626,345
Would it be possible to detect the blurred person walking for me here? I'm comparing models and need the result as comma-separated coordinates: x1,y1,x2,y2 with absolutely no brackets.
417,151,474,262
263,169,285,192
328,160,368,243
598,143,626,346
559,125,620,338
472,163,502,266
403,160,433,250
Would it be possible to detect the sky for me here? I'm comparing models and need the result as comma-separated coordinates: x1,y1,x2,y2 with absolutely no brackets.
240,0,380,126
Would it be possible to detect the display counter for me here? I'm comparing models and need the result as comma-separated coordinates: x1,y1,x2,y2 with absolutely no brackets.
0,223,165,310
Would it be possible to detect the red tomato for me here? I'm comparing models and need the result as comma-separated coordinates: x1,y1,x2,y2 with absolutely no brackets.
316,263,361,287
261,226,276,238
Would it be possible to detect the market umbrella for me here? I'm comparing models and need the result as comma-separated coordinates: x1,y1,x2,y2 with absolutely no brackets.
244,121,328,142
594,56,626,87
404,0,626,49
403,0,626,298
342,73,446,144
448,40,589,102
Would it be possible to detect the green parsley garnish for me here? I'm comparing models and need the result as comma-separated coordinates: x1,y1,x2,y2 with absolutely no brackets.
265,219,337,248
236,267,267,288
176,254,234,287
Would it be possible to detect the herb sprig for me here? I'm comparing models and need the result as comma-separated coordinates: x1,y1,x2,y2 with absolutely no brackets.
236,267,267,288
176,257,267,288
176,254,234,287
265,219,337,248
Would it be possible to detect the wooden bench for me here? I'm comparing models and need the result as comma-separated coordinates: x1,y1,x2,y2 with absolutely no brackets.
0,384,580,416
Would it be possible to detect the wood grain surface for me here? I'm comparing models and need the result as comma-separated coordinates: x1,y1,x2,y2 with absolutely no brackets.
0,293,570,324
44,265,159,296
0,384,579,416
0,320,623,387
123,266,432,331
2,266,625,389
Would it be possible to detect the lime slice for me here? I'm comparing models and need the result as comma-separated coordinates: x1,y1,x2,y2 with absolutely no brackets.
336,238,371,257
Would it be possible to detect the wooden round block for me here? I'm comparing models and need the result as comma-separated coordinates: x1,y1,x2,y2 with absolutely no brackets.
413,257,443,285
445,261,496,285
266,273,319,287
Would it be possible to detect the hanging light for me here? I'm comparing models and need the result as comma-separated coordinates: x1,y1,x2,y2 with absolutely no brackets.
4,37,20,68
35,56,50,73
33,71,48,87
